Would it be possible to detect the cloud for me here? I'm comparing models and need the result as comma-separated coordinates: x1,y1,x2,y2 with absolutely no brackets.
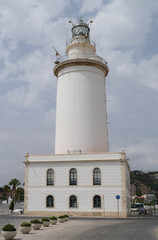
0,0,69,45
5,86,27,107
0,49,56,110
44,108,56,122
136,54,158,90
0,0,158,186
80,0,103,14
106,48,158,171
90,0,158,53
0,1,68,112
0,59,18,82
127,138,158,171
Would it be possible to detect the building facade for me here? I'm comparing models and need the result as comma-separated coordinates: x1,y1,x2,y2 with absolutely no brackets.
24,19,130,217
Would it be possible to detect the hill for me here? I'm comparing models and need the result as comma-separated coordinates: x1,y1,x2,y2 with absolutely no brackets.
130,170,158,198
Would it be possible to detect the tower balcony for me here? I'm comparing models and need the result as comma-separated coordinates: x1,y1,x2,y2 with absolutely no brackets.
55,53,107,65
54,53,109,77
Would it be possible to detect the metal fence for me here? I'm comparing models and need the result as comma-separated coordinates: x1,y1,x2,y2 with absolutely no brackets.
56,53,107,65
66,38,96,48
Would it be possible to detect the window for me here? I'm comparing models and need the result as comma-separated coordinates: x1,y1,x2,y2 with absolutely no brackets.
93,168,101,185
46,195,54,207
47,169,54,185
93,195,101,208
69,195,77,208
69,168,77,185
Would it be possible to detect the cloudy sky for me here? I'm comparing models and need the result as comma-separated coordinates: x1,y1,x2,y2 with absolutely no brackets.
0,0,158,187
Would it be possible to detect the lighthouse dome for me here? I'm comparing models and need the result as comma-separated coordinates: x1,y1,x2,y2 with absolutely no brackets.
72,19,90,39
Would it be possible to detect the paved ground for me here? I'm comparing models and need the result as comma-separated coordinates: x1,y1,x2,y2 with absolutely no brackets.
0,215,158,240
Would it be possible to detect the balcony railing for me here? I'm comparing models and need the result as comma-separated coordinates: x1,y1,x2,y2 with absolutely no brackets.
66,38,96,48
55,53,107,66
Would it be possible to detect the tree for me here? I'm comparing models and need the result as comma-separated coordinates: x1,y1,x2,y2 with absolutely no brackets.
3,185,11,203
16,187,24,202
9,200,14,211
9,179,21,203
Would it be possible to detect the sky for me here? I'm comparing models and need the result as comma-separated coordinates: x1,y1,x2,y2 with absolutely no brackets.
0,0,158,187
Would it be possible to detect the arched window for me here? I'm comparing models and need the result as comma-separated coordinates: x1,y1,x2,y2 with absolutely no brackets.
69,168,77,185
47,169,54,185
69,195,77,208
46,195,54,207
93,168,101,185
93,195,101,208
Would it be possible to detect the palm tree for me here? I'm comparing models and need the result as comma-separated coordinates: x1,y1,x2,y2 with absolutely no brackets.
16,187,24,202
3,185,11,203
9,179,21,203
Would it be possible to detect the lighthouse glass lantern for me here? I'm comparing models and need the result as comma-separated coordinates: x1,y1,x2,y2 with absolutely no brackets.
71,19,90,38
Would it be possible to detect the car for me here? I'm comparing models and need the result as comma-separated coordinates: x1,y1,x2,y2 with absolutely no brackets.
131,203,144,212
13,206,24,214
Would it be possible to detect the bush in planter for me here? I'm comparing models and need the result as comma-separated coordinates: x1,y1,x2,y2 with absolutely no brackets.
20,222,31,227
58,216,65,223
50,216,57,225
41,217,50,222
20,222,31,234
42,217,50,227
30,219,42,224
50,216,57,220
1,224,17,240
63,215,69,221
30,219,42,230
2,224,16,231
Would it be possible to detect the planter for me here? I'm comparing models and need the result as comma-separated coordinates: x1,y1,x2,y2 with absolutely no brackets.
42,221,50,227
31,223,42,230
58,218,64,223
64,217,69,222
1,230,17,240
50,219,57,225
19,226,31,234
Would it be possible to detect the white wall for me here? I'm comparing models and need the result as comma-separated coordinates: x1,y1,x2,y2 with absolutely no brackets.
28,187,122,212
27,160,122,213
28,161,121,187
55,65,109,154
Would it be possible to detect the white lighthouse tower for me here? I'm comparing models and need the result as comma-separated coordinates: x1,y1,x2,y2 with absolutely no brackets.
24,19,131,217
54,19,109,154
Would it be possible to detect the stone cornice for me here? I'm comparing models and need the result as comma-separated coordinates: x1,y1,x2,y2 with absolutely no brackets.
54,58,109,77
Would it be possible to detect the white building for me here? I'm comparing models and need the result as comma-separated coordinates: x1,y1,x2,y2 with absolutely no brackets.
24,19,130,217
141,194,156,203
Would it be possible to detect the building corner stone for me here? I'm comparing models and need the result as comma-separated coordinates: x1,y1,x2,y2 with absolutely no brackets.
24,152,29,214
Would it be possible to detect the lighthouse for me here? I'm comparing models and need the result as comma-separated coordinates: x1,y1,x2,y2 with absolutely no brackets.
54,19,109,154
24,19,130,217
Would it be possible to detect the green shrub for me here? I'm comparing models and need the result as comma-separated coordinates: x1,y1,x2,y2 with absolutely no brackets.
30,219,42,224
42,217,50,222
58,215,64,219
50,216,57,220
2,224,16,231
64,215,69,218
20,222,31,227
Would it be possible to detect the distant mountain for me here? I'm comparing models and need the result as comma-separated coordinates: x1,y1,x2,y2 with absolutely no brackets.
130,170,158,198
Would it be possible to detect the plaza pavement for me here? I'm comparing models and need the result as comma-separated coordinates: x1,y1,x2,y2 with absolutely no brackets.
0,214,158,240
0,217,127,240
